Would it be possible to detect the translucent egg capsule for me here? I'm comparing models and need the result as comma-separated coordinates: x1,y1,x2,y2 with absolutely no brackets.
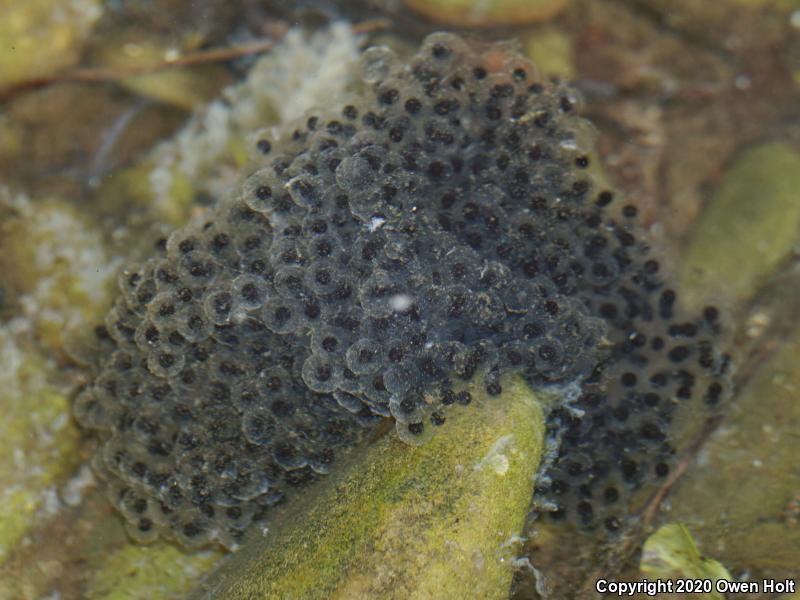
232,274,269,311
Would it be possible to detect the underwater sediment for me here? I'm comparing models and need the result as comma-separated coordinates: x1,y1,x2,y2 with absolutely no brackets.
72,31,731,550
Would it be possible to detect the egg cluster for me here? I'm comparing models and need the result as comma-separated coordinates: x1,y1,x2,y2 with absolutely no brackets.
75,32,728,547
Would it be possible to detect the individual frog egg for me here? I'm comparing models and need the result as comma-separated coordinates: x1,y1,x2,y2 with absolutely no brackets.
241,168,281,214
301,352,339,394
203,286,240,326
241,406,278,447
345,338,383,375
261,296,302,334
359,44,396,84
395,419,434,446
117,262,150,308
304,258,340,296
147,291,181,327
232,273,269,311
270,438,309,471
175,304,212,342
146,343,185,379
388,390,427,424
73,386,117,430
165,226,203,261
176,251,220,290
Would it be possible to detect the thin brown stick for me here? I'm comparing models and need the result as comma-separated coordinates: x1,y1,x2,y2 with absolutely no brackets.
0,18,390,102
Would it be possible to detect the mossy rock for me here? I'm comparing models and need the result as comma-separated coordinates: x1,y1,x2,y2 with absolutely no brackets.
191,377,545,600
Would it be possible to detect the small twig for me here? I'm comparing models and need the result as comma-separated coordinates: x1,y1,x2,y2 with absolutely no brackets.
0,18,390,103
638,414,723,525
0,39,276,102
353,18,392,34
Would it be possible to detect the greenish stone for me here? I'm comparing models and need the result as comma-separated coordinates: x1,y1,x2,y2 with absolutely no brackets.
680,142,800,310
641,523,732,599
190,377,545,600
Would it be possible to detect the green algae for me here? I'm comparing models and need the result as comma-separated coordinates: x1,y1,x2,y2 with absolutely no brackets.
0,372,545,599
190,377,545,600
0,0,102,90
640,523,732,599
0,195,114,574
86,543,223,600
0,342,82,566
0,196,118,355
679,142,800,311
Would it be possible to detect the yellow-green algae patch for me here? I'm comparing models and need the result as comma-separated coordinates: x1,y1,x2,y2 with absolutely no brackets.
641,523,732,600
664,325,800,575
191,377,545,600
679,142,800,311
0,333,82,566
0,194,120,355
86,543,223,600
0,0,102,89
0,193,116,565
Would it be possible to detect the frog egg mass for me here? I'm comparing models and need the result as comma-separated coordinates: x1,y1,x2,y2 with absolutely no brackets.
73,32,730,549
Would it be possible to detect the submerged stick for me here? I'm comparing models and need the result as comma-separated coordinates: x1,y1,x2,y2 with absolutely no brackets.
190,376,545,600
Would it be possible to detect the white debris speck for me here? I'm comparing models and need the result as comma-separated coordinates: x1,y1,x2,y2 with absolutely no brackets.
500,533,527,548
60,465,97,507
42,487,61,515
368,216,386,232
389,293,413,312
50,412,68,432
559,138,578,151
734,75,751,90
474,435,515,476
512,557,550,596
791,10,800,29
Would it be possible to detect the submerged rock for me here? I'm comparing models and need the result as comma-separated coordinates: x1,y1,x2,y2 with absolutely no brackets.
192,376,544,600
